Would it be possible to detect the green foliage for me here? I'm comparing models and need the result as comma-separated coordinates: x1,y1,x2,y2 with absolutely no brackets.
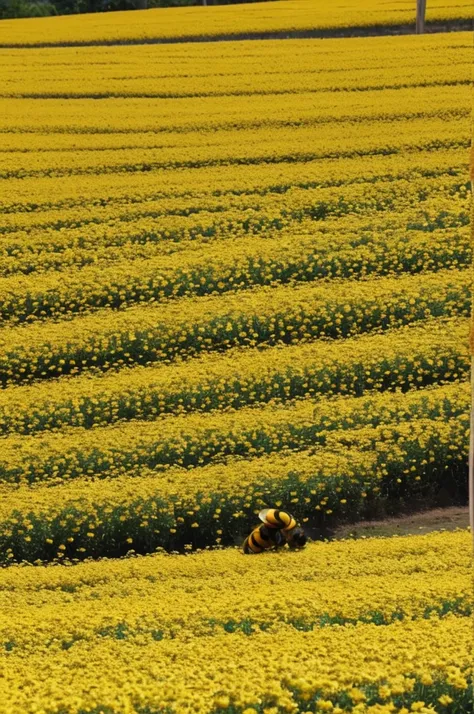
0,0,271,20
0,0,56,18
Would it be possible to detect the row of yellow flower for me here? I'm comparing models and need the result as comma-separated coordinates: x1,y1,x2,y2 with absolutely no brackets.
0,268,469,387
0,412,468,561
1,116,468,181
3,528,467,594
1,149,468,252
0,531,471,651
0,447,365,560
2,170,468,283
1,222,469,323
1,198,468,285
9,378,474,480
0,82,469,143
0,379,467,484
1,612,471,713
2,150,467,234
3,51,471,98
3,148,466,233
0,317,468,434
0,0,471,46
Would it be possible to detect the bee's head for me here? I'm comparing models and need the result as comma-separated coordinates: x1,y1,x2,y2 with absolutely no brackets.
287,527,307,548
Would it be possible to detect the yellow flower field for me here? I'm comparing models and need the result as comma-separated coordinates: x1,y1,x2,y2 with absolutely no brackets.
1,532,472,713
1,530,471,646
0,8,472,713
0,28,471,557
0,0,471,46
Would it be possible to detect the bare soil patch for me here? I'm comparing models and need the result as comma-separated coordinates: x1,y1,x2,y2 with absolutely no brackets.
329,506,470,540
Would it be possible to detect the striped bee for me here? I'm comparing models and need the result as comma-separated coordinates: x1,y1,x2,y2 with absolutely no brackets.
259,508,297,531
242,508,306,554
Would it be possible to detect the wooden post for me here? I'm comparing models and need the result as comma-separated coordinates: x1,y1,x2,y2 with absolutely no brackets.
416,0,427,34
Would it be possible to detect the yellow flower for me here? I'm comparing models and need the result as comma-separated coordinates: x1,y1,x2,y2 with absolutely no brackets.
378,685,391,699
214,695,230,708
438,695,453,706
349,689,367,703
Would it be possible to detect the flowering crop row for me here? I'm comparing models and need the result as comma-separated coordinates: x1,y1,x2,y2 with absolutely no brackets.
0,84,468,142
0,412,468,561
1,143,466,218
2,177,468,284
0,0,471,46
0,531,471,651
3,154,466,236
0,317,467,434
0,380,467,486
0,268,469,387
1,225,470,320
5,169,466,237
1,198,468,281
0,447,364,562
0,222,469,323
1,600,471,713
3,59,471,99
2,528,468,596
1,117,468,182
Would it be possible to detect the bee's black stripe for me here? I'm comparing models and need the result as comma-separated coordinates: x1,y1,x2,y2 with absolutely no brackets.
249,531,264,552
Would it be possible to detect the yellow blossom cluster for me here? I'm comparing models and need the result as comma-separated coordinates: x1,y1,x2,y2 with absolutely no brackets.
0,268,470,387
0,403,468,561
0,222,469,323
0,316,468,433
0,0,471,46
0,17,472,714
0,533,472,713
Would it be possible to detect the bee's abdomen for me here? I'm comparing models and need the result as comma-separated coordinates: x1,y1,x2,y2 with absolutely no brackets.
243,525,273,554
263,509,296,531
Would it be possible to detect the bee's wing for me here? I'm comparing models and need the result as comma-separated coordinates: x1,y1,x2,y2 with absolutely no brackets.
258,508,271,523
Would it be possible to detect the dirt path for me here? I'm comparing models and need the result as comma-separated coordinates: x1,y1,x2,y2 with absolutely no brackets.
329,506,470,540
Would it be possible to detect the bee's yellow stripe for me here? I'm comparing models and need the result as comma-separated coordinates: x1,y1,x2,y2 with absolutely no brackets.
263,509,296,530
253,527,271,548
243,536,259,554
263,510,280,528
243,525,274,553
